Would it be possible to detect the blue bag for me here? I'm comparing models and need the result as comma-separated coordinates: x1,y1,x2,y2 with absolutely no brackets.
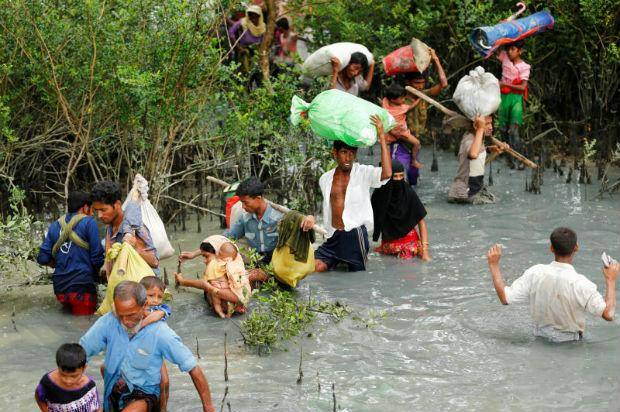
470,10,555,58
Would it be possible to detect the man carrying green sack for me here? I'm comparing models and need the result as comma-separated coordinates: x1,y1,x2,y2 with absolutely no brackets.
307,115,392,273
290,89,396,147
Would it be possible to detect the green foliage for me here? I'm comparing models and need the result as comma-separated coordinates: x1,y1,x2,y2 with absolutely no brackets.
239,278,351,353
0,187,45,285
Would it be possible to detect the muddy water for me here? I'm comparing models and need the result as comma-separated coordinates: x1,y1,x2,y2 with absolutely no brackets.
1,149,619,411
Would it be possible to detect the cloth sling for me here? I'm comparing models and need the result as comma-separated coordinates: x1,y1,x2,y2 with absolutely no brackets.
52,214,89,256
276,211,315,262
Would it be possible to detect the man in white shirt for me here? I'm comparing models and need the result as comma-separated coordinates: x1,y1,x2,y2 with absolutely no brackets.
311,115,392,272
486,227,619,342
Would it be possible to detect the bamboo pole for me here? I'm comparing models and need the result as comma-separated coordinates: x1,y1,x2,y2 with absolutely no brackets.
206,176,328,236
405,86,538,169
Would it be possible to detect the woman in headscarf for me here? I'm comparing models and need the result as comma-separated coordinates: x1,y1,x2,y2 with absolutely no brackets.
175,235,252,316
228,5,267,72
371,161,431,260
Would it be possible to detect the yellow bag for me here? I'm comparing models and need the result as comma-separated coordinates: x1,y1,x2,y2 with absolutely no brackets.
97,242,157,315
271,245,315,288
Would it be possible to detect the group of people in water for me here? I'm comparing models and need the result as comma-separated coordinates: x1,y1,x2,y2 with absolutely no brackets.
31,5,620,411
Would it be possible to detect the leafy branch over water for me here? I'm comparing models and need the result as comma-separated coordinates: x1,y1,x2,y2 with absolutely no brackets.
238,278,351,352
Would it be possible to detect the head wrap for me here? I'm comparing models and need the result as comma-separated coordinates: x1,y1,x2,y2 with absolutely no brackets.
241,5,266,37
371,166,427,242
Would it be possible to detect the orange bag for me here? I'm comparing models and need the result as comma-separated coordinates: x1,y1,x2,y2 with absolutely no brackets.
382,38,431,77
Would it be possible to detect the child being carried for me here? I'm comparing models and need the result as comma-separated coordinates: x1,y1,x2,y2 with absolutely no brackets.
382,83,423,175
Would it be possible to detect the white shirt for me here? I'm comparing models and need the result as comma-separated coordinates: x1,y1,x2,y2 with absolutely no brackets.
469,149,486,177
504,261,607,340
319,163,386,238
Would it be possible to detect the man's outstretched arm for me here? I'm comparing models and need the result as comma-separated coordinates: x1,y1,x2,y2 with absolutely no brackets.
601,263,619,321
487,244,508,305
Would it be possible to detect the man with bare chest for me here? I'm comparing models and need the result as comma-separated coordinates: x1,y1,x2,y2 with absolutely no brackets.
314,116,393,272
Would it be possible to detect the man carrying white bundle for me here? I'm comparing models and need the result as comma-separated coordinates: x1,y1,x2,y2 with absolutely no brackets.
447,115,509,204
448,66,508,204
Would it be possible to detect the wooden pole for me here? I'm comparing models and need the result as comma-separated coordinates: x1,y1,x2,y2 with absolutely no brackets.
205,176,328,236
405,86,538,169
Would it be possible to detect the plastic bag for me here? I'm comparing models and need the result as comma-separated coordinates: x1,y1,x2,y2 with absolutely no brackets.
383,38,431,77
302,42,374,77
290,89,396,147
452,66,500,120
97,242,159,315
272,245,315,288
122,174,174,259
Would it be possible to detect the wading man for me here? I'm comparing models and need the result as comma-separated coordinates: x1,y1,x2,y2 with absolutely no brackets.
37,191,104,315
313,115,392,272
91,181,159,276
486,227,619,342
80,281,215,411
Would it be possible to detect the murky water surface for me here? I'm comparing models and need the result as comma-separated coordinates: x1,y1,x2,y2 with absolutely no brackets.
2,150,619,411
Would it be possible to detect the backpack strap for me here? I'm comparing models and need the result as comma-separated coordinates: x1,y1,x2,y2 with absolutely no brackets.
51,214,90,256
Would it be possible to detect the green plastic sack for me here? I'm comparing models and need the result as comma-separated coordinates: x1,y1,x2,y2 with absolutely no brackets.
290,89,396,147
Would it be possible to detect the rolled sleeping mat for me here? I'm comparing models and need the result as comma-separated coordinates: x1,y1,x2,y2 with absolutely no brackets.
470,10,555,58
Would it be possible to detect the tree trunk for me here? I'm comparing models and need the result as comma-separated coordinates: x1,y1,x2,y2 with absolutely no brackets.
258,0,277,83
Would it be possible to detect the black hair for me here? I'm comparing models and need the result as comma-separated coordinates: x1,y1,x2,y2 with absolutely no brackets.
91,181,122,206
140,276,165,292
333,140,358,152
56,343,87,372
236,177,264,197
276,17,289,30
404,70,427,81
200,241,216,254
550,227,577,257
67,191,91,213
385,82,406,100
348,52,369,72
508,40,525,49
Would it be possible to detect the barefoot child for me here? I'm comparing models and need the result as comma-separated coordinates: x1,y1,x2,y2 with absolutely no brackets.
138,276,171,411
382,82,423,184
35,343,102,412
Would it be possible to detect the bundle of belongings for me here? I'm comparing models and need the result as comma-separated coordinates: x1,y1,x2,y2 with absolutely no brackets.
271,211,315,288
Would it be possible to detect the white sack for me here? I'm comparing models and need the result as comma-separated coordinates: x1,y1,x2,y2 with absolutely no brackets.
302,42,374,77
452,66,500,120
123,174,175,260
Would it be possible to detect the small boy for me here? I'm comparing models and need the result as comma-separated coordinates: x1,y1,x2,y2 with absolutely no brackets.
138,276,171,412
35,343,101,412
382,82,423,184
496,41,530,166
140,276,172,325
204,242,244,318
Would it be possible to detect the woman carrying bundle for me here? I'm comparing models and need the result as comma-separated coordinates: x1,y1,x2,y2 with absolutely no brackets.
329,52,375,97
371,161,431,260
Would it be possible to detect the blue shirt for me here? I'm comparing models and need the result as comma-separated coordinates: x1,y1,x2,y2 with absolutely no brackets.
107,202,160,275
148,303,171,321
223,204,283,253
80,313,196,411
37,213,104,294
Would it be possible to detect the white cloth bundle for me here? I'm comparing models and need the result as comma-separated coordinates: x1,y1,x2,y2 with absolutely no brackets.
452,66,500,120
